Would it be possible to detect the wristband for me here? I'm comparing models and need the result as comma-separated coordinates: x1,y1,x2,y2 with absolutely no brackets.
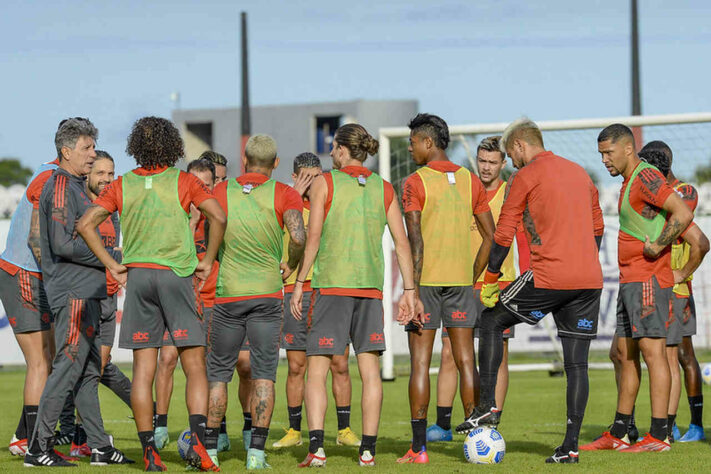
483,270,500,284
403,288,415,291
296,279,305,284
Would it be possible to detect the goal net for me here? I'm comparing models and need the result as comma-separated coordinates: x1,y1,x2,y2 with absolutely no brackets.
378,112,711,379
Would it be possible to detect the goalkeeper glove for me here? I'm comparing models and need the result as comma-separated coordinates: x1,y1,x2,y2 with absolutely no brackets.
480,270,501,308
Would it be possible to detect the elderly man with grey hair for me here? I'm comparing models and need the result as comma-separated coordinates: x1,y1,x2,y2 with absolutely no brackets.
455,117,605,465
24,118,133,467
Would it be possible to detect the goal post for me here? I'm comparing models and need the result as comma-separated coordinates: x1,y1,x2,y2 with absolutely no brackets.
379,111,711,380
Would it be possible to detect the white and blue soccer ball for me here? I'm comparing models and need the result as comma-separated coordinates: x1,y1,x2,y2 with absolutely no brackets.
177,428,192,460
702,364,711,385
463,427,505,464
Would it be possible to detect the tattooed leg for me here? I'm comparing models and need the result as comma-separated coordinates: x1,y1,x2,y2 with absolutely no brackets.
208,382,228,429
251,379,275,428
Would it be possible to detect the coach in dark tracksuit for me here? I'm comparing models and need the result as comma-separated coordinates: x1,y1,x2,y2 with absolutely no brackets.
25,118,132,467
57,151,133,452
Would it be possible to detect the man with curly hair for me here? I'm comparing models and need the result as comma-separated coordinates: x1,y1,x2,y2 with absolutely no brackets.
78,116,226,472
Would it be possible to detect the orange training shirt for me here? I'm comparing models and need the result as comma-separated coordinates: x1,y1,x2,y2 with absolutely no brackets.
495,151,603,290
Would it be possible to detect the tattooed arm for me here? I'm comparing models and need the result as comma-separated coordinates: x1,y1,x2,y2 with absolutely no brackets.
674,224,710,283
290,176,327,320
401,172,423,326
643,191,693,259
28,207,42,265
404,211,423,295
283,209,306,272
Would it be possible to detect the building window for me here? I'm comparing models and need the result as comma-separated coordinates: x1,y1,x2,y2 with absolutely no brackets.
186,122,213,149
183,122,214,163
315,116,341,154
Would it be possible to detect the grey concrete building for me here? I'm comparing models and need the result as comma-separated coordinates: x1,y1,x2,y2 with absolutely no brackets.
172,99,418,183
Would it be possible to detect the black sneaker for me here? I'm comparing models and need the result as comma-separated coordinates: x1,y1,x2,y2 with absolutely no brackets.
24,450,77,467
628,423,639,444
545,446,579,464
455,405,500,434
54,430,74,446
90,446,135,465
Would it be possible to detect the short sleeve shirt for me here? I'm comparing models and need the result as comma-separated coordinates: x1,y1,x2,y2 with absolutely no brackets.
617,165,674,286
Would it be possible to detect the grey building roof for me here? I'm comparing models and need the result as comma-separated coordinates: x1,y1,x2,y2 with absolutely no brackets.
172,99,418,183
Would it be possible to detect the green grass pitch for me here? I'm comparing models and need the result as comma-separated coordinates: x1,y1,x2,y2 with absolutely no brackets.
2,355,711,472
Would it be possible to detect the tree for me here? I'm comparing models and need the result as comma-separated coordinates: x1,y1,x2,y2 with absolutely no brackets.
0,158,33,186
584,167,600,186
694,162,711,184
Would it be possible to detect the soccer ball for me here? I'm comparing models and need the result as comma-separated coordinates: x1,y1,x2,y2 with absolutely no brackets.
463,427,505,464
177,428,192,460
702,364,711,385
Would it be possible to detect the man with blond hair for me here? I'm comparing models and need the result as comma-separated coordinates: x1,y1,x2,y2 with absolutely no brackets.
456,118,605,465
426,136,530,443
206,135,306,469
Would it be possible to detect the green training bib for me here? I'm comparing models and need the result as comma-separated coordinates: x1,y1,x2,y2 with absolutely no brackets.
121,168,197,277
312,170,387,290
217,179,284,297
619,161,667,243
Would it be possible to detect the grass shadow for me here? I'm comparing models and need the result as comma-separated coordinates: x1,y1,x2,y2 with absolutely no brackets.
580,423,611,442
505,439,554,456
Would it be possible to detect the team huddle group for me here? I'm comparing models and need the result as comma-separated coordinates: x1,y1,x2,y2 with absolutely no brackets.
0,112,707,470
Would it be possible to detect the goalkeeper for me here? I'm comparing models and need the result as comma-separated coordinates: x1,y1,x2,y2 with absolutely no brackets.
455,118,604,465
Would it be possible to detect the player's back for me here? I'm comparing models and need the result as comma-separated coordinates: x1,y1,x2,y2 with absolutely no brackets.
120,167,198,277
313,169,388,290
216,177,284,298
514,152,603,290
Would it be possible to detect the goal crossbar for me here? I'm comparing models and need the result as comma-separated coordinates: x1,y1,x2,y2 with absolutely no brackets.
379,111,711,140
